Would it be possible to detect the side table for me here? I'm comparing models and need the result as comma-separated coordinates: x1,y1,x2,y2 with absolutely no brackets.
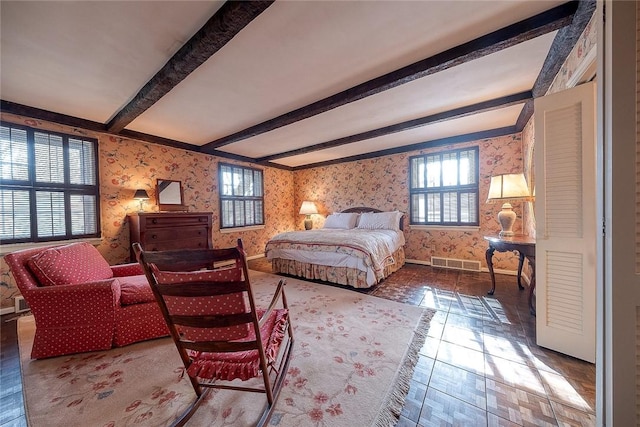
484,234,536,315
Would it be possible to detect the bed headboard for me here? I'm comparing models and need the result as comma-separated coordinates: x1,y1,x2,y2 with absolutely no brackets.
341,207,404,231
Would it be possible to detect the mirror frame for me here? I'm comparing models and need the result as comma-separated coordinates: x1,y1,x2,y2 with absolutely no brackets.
156,179,186,211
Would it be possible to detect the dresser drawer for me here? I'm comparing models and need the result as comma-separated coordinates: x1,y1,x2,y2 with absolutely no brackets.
145,226,207,243
146,237,209,252
144,214,210,228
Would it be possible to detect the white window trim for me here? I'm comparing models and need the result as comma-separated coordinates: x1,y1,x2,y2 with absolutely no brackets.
0,237,103,256
409,225,480,232
219,225,265,234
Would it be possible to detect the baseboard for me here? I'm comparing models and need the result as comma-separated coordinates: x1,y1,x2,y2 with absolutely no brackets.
405,258,431,266
487,267,518,277
247,253,265,261
405,258,518,276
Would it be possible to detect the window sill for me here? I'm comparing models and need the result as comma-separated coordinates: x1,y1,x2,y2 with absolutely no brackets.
219,225,265,234
0,237,103,256
409,225,480,232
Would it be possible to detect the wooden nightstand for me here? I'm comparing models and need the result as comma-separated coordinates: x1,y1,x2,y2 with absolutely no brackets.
484,234,536,315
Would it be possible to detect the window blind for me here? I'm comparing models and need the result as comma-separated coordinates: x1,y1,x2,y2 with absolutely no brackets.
0,122,100,243
409,147,479,226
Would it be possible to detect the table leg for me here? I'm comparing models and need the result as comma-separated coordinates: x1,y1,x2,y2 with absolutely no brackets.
486,246,496,295
527,257,536,316
517,252,525,290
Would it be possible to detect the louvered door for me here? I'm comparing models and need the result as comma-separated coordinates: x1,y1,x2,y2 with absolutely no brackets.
534,81,596,362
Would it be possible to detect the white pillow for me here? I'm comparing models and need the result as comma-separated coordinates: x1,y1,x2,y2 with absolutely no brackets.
356,211,402,231
323,212,359,229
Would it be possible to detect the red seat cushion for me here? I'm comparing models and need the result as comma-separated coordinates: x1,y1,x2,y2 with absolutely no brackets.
119,275,156,305
186,308,289,382
27,242,113,287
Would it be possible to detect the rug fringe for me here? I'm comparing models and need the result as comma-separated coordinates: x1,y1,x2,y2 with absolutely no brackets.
373,309,434,427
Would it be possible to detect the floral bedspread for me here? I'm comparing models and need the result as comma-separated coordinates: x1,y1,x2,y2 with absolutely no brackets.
265,229,404,276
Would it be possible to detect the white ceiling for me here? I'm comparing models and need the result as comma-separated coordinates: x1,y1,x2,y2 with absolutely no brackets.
1,1,579,169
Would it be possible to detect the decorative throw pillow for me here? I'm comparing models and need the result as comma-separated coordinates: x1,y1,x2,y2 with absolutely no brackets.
119,275,156,305
323,212,359,229
27,242,113,287
356,211,402,231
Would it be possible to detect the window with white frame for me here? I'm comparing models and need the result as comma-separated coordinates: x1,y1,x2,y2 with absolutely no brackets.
409,147,479,226
219,163,264,228
0,122,100,243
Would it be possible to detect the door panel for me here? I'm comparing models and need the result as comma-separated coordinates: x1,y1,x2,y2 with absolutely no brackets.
534,81,596,363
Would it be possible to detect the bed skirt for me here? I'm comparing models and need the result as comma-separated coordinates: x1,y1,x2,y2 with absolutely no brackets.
270,247,405,289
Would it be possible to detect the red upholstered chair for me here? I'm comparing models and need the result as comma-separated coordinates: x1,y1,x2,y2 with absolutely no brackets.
4,242,168,359
134,240,294,427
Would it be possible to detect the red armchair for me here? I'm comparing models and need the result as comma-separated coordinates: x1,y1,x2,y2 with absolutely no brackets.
4,242,168,359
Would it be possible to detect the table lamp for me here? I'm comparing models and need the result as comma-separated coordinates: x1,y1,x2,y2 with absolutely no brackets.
134,189,150,212
487,173,531,236
299,201,318,230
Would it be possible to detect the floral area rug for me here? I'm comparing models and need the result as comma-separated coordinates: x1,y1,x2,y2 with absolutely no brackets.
18,271,432,427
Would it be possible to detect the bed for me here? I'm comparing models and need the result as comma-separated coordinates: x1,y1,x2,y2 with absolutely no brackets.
265,207,406,288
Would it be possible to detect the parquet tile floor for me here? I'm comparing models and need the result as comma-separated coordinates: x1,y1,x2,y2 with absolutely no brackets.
0,260,596,427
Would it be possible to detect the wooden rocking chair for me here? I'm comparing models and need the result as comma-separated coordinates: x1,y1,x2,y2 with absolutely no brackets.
134,239,293,427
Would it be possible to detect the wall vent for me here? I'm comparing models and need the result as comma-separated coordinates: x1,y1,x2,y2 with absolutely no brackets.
430,257,481,272
14,296,30,313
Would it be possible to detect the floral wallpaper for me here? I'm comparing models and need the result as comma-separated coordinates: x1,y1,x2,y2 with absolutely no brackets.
522,118,536,239
0,112,295,310
547,14,597,96
294,134,528,273
0,13,597,311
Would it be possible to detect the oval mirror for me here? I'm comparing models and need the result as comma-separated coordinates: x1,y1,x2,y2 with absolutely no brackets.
156,179,185,211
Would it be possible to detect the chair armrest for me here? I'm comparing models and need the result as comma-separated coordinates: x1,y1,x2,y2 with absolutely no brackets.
111,263,143,277
258,279,287,327
24,279,119,326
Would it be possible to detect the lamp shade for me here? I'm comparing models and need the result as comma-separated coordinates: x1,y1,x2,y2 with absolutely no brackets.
486,173,530,201
299,201,318,215
133,189,150,200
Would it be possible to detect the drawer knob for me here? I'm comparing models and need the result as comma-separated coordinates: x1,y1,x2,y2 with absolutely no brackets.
152,235,157,239
152,219,158,224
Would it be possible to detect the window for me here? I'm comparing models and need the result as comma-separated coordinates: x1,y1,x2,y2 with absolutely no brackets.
409,147,479,226
219,163,264,228
0,123,100,243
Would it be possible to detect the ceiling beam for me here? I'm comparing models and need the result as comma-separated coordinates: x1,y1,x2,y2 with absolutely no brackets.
106,0,274,133
98,129,292,170
0,99,200,151
256,91,531,162
1,100,107,134
515,0,596,130
291,127,517,171
201,1,578,153
0,99,293,171
116,129,211,152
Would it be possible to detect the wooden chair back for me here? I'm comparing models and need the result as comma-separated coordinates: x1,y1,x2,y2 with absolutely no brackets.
133,239,293,427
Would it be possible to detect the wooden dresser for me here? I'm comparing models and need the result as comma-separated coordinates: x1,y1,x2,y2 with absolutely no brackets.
128,212,213,261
